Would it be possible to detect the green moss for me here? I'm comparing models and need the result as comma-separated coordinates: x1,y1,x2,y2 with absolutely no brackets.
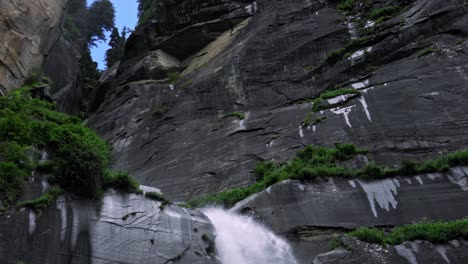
417,48,438,58
224,111,246,120
181,79,193,89
17,186,63,214
329,237,351,250
338,0,356,11
349,219,468,245
151,103,169,117
369,6,402,22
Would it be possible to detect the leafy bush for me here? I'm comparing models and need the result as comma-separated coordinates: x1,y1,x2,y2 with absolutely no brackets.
102,170,140,192
49,124,110,196
350,219,468,245
349,227,385,244
17,186,63,214
0,87,143,209
167,72,180,84
0,162,28,204
36,160,59,174
369,6,401,22
338,0,356,11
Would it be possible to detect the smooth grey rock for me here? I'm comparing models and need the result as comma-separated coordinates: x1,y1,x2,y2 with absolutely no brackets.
0,190,219,264
308,238,468,264
233,168,468,233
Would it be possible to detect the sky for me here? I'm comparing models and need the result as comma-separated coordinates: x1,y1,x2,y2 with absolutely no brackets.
88,0,138,70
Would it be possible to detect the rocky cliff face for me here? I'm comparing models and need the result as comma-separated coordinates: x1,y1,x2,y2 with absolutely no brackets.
0,0,86,114
89,0,468,201
0,0,67,92
85,0,468,262
2,0,468,263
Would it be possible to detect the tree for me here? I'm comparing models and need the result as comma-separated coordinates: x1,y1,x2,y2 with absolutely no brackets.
86,0,116,47
68,0,87,14
104,27,128,68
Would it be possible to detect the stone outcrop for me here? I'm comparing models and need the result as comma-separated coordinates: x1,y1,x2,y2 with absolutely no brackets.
0,188,219,264
0,0,68,93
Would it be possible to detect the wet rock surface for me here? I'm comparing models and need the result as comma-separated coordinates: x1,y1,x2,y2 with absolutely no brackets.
310,238,468,264
232,167,468,263
89,0,468,202
0,189,219,264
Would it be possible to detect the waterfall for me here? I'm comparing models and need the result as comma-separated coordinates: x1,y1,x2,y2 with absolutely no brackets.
203,208,298,264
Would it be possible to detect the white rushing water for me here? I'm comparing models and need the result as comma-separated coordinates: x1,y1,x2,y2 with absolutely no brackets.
203,208,298,264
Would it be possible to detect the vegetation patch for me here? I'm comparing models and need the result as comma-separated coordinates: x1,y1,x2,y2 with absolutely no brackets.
313,88,361,112
102,170,140,193
223,111,246,120
145,191,171,209
417,47,438,58
326,37,370,65
329,237,351,250
369,6,402,23
338,0,356,12
349,219,468,245
187,144,368,207
0,87,140,208
187,142,468,208
17,186,63,214
167,72,180,84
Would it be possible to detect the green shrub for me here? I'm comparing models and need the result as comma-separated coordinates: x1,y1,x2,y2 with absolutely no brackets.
349,227,385,244
36,160,59,174
350,219,468,245
254,161,276,181
102,170,140,193
167,72,180,84
49,124,110,196
0,162,28,204
369,6,401,22
338,0,356,11
399,160,418,175
17,186,63,214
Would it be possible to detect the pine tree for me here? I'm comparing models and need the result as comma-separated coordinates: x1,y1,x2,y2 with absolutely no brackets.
104,27,128,68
